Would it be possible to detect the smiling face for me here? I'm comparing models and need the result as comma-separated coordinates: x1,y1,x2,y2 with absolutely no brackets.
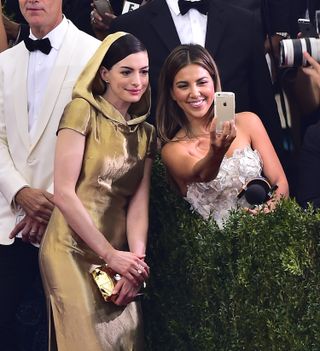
171,63,215,123
100,51,149,116
19,0,63,38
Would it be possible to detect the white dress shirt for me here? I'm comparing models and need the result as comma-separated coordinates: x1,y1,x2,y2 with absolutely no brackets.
27,17,68,142
166,0,207,46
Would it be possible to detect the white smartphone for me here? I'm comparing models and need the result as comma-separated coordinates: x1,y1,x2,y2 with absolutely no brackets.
214,92,235,133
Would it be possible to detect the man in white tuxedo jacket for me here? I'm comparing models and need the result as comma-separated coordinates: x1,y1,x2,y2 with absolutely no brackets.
0,0,100,349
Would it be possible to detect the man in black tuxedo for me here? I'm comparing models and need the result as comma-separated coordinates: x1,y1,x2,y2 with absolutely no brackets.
110,0,284,158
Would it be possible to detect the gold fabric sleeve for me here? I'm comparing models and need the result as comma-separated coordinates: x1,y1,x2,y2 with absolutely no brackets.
58,98,92,136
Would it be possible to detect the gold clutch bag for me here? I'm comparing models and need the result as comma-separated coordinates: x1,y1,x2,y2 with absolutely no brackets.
90,265,121,302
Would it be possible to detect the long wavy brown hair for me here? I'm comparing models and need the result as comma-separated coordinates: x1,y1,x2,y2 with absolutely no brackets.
156,44,221,144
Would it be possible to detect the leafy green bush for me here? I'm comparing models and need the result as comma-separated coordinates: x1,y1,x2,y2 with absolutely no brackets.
143,157,320,351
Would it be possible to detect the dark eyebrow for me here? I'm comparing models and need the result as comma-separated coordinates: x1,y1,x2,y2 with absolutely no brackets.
197,76,209,81
175,76,208,85
119,66,149,70
175,80,187,85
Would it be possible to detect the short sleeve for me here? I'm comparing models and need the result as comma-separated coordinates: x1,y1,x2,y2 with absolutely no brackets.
58,98,92,136
146,124,158,159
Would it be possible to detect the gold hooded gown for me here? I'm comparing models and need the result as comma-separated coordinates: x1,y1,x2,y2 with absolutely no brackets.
39,32,156,351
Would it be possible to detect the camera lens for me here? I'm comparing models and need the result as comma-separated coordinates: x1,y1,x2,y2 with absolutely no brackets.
280,38,320,67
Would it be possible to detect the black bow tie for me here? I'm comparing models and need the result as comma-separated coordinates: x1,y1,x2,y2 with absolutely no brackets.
24,37,52,55
178,0,209,15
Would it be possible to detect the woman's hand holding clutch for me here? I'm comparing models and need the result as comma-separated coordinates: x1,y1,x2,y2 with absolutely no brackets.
111,277,145,306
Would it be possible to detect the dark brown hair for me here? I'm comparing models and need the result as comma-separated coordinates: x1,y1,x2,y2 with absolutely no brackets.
156,44,221,143
92,33,147,95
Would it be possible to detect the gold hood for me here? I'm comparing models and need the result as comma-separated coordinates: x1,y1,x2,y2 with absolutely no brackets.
72,31,151,125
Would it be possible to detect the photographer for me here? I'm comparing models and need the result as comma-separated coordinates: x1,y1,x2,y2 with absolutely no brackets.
297,52,320,209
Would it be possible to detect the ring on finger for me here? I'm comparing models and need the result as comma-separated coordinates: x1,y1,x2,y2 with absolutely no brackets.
136,264,144,274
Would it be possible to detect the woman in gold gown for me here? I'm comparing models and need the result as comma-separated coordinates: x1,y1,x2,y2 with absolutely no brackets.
39,32,156,351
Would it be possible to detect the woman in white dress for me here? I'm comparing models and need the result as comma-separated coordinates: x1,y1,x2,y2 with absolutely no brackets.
156,44,289,227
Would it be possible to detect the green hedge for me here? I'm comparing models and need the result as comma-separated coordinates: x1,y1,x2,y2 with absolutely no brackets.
143,157,320,351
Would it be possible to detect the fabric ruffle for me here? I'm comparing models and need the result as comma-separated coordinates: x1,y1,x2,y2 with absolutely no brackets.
184,146,262,227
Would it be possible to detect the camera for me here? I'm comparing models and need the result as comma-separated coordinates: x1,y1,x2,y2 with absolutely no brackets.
279,14,320,68
237,177,278,207
280,37,320,67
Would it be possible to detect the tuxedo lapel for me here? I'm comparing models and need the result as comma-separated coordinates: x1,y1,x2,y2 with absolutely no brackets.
13,44,30,149
149,0,180,52
205,0,228,57
30,21,78,151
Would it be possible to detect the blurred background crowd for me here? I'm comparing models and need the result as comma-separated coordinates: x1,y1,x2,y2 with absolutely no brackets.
2,1,320,350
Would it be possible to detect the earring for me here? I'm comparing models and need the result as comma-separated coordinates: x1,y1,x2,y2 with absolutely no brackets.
104,80,109,84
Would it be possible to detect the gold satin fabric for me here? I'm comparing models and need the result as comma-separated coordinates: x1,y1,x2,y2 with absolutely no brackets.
39,32,156,351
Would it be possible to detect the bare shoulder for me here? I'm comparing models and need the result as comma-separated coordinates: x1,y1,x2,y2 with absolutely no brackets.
161,140,185,163
236,111,262,125
161,129,190,161
236,111,265,132
161,139,198,194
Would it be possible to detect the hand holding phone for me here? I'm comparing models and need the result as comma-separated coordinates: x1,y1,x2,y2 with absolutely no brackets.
93,0,114,26
214,92,235,133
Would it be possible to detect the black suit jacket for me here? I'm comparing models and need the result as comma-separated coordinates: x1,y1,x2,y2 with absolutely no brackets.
232,0,292,35
297,120,320,209
63,0,94,35
110,0,284,155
